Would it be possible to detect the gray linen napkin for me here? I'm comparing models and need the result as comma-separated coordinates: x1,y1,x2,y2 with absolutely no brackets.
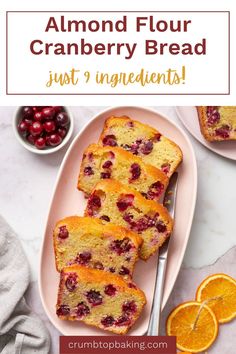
0,215,50,354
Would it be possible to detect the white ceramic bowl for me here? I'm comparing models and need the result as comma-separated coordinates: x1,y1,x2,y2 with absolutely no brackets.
13,106,74,155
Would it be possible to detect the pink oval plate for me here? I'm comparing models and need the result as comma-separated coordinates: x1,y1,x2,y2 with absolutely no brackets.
176,106,236,160
39,106,197,336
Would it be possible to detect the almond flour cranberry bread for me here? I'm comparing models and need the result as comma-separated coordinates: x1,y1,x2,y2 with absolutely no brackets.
84,179,173,260
54,216,142,277
56,265,146,334
197,106,236,141
78,144,169,202
98,116,183,177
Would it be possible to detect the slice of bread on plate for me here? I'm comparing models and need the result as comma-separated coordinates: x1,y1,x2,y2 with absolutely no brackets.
197,106,236,141
56,265,146,334
54,216,142,278
78,144,168,202
98,115,183,176
84,179,173,260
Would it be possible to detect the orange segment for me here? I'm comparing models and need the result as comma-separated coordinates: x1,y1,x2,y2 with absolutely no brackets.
166,301,218,353
196,273,236,323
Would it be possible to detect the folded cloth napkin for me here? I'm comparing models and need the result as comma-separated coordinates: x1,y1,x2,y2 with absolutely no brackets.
0,215,50,354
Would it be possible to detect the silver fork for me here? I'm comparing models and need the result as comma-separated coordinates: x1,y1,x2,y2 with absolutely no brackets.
147,172,178,336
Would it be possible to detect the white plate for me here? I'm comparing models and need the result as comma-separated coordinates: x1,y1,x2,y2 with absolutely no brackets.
176,106,236,160
39,106,197,336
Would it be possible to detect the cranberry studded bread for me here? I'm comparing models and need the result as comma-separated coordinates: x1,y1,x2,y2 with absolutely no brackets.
84,180,173,260
78,144,169,202
54,216,142,278
197,106,236,141
56,265,146,334
98,116,183,177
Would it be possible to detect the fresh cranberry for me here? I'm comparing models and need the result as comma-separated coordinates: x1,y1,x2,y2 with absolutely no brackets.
156,221,167,233
100,215,110,222
122,301,137,315
102,160,113,169
45,135,51,146
101,172,111,179
18,121,28,133
215,125,230,139
44,120,56,133
22,106,34,119
109,267,115,273
119,266,130,276
30,121,43,136
140,140,153,155
35,137,46,149
57,127,67,138
55,112,69,127
84,166,94,176
65,273,78,292
117,194,134,211
93,261,104,270
34,111,43,122
56,304,70,316
58,225,69,239
86,290,103,306
53,106,62,114
76,251,92,265
101,316,115,327
49,133,62,146
161,163,171,175
102,135,117,147
76,302,90,318
130,163,141,180
27,134,35,145
87,194,101,216
116,315,131,326
41,107,55,120
104,284,117,296
110,238,132,255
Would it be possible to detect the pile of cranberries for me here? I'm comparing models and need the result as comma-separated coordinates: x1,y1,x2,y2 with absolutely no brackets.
17,106,70,150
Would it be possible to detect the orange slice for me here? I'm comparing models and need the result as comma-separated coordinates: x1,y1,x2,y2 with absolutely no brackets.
166,301,218,353
196,273,236,323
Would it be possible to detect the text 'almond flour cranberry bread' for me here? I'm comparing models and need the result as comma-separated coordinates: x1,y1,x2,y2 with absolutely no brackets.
197,106,236,141
54,216,142,277
98,116,183,177
56,265,146,334
84,180,173,260
78,144,169,202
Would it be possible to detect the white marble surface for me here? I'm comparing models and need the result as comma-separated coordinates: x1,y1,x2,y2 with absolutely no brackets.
0,106,236,353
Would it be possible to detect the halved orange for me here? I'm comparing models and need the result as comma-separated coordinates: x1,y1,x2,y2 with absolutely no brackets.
166,301,218,353
196,273,236,323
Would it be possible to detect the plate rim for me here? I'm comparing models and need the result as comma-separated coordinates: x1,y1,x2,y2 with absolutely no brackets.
176,106,236,161
39,105,198,335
